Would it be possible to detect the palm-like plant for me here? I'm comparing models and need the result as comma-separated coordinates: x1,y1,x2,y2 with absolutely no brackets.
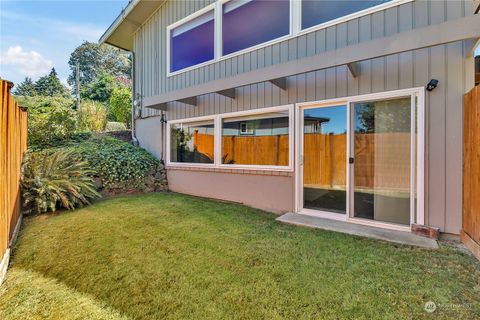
21,150,101,215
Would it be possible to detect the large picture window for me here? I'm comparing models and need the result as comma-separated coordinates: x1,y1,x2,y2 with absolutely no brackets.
167,106,293,170
301,0,391,30
221,111,290,166
222,0,290,56
170,10,215,73
169,119,215,164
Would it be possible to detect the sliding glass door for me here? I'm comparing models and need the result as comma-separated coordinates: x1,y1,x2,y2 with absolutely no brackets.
351,97,413,226
298,89,422,228
301,105,347,217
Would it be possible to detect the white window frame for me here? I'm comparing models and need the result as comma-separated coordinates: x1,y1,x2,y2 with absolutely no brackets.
166,105,294,171
294,87,425,232
295,0,406,36
166,3,217,76
166,0,412,77
217,105,294,171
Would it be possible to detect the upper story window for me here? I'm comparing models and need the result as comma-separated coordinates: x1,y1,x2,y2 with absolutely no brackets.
301,0,392,30
222,0,290,56
170,10,215,73
167,0,402,75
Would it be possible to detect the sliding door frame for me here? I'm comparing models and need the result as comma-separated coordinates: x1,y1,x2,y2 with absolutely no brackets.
295,87,425,231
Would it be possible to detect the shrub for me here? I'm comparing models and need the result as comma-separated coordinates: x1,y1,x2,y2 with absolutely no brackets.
16,96,77,148
109,86,131,128
77,100,108,132
21,150,101,215
105,121,127,132
65,135,159,191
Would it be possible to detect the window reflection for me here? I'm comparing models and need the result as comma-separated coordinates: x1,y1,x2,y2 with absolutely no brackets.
170,121,215,163
221,111,290,166
171,10,215,72
303,106,347,214
222,0,290,55
302,0,391,30
353,97,411,225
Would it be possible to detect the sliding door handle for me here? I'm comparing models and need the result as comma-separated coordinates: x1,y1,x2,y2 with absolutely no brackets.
349,157,355,164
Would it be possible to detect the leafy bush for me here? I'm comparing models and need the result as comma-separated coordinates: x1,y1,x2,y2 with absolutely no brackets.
21,150,101,215
109,86,131,128
64,135,159,191
78,100,108,132
16,96,77,148
105,121,127,132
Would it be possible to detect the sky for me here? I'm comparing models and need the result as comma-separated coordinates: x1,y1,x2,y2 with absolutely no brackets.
0,0,129,86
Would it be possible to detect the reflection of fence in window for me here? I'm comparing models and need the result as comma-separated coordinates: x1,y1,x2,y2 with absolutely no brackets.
192,130,214,161
170,123,214,163
305,132,410,191
194,132,410,191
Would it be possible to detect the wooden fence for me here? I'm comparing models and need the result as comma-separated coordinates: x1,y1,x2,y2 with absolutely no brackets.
463,85,480,260
0,80,28,283
194,131,411,191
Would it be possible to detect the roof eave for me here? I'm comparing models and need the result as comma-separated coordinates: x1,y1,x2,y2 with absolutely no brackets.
99,0,166,51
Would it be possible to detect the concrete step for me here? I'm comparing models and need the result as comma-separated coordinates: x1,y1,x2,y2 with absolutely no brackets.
276,212,438,249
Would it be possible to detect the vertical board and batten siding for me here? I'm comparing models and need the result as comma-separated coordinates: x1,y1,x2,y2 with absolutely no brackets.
134,0,471,113
133,0,474,233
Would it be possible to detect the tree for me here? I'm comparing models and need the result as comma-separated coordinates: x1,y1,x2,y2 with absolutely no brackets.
109,86,132,128
67,41,131,94
355,99,411,133
34,68,70,97
16,95,77,147
81,71,117,103
14,77,37,96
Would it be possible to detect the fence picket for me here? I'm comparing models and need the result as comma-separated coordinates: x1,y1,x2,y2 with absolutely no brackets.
0,80,28,271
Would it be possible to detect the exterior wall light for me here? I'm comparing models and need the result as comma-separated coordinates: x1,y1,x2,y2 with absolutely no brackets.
426,79,438,91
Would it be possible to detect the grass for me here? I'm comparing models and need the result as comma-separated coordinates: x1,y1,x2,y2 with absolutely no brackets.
1,192,479,319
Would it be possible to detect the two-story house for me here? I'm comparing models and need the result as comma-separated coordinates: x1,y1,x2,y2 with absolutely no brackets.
100,0,480,237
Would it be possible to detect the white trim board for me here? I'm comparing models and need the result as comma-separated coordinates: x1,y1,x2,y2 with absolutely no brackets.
0,214,23,286
0,249,10,286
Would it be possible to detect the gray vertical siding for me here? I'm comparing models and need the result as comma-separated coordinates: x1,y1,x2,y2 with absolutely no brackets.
137,41,473,234
132,0,476,234
134,0,472,113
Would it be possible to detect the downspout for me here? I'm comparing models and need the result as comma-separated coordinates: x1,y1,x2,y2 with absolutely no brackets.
131,51,139,146
160,110,166,163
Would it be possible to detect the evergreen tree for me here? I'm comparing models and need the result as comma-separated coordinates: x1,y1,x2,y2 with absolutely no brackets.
81,71,116,103
34,68,70,97
14,77,37,96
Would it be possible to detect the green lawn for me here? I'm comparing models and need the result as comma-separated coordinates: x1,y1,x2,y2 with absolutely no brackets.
1,193,479,319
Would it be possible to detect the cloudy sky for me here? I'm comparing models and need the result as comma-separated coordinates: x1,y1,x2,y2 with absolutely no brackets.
0,0,128,86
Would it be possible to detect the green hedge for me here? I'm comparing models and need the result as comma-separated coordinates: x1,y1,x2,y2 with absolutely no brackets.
44,134,160,191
